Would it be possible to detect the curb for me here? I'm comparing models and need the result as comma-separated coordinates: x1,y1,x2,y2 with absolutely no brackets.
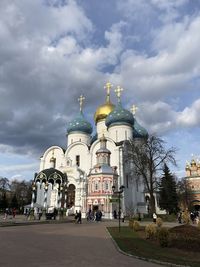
106,228,190,267
0,219,74,227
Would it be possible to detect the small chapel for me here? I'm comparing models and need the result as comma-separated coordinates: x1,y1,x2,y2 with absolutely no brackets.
31,83,149,218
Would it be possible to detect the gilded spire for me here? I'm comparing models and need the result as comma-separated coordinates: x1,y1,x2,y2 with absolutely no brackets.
115,85,123,102
78,95,85,112
130,104,138,116
104,82,113,103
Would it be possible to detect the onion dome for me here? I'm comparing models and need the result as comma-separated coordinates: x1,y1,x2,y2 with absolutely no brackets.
67,94,92,135
133,118,148,139
191,159,196,167
105,102,134,127
106,85,134,127
185,162,190,170
94,82,115,124
67,111,92,134
94,102,115,124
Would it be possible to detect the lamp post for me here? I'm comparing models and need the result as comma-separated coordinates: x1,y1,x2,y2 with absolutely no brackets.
58,184,63,219
43,182,48,217
29,182,36,220
112,185,125,232
31,183,36,207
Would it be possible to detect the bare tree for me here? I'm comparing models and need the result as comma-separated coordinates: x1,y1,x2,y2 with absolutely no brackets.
124,135,176,214
0,177,10,192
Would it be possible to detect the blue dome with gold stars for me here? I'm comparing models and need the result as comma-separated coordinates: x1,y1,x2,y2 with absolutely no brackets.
105,102,134,127
133,118,148,139
67,111,92,135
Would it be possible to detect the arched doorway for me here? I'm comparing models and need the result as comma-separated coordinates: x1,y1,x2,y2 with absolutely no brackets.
191,200,200,211
67,184,76,208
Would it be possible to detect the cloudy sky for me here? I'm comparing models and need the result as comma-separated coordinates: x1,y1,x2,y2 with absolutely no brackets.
0,0,200,181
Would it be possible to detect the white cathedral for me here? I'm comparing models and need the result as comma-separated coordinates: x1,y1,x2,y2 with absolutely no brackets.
32,83,149,219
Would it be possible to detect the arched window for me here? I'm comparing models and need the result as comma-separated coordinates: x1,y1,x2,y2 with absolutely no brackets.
67,184,76,208
95,182,98,191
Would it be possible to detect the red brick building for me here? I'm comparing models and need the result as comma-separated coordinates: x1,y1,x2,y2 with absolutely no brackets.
185,159,200,210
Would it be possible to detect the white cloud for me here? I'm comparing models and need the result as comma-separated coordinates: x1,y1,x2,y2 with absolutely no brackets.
177,99,200,127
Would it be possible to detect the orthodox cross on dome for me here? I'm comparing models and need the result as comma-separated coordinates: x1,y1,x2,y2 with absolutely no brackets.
104,82,113,102
115,85,123,102
130,104,138,116
78,95,85,112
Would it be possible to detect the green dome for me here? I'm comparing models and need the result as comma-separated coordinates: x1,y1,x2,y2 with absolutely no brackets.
105,102,134,127
133,119,148,139
67,111,92,135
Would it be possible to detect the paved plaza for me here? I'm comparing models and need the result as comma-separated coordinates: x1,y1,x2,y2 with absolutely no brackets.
0,218,169,267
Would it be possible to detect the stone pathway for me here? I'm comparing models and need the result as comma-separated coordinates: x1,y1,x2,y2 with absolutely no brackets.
0,220,164,267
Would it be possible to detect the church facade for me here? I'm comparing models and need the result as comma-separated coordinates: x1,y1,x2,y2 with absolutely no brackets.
32,83,149,218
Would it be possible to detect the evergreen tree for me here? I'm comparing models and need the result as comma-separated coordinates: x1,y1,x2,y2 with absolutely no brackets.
0,192,8,210
159,164,178,214
11,194,18,209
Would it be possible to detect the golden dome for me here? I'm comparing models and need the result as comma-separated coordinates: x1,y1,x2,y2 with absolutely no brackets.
94,102,115,124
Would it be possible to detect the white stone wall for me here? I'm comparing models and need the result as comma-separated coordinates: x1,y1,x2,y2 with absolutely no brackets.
40,146,65,171
96,120,109,138
67,132,91,146
108,124,133,143
65,142,90,172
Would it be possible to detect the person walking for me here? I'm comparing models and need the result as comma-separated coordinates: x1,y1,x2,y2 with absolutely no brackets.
153,213,157,223
113,210,117,219
12,208,16,218
77,210,82,224
3,208,9,220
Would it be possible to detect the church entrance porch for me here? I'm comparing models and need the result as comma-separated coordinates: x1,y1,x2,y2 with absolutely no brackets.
93,205,99,211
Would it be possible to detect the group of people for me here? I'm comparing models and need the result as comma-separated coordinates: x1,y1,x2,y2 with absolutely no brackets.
190,211,199,224
3,208,16,219
86,209,103,222
177,210,199,224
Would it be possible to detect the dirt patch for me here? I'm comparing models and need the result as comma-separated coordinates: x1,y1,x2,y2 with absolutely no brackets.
169,224,200,251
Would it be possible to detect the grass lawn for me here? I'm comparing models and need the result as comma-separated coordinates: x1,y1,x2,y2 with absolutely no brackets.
107,226,200,267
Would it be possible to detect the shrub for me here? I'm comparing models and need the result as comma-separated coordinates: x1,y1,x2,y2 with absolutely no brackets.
157,227,169,247
182,211,190,224
132,221,140,231
129,219,134,229
145,223,157,239
156,217,163,227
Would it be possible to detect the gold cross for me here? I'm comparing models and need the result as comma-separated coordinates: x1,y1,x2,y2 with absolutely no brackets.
78,95,85,112
104,82,113,102
130,104,138,115
104,82,113,94
115,86,123,102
